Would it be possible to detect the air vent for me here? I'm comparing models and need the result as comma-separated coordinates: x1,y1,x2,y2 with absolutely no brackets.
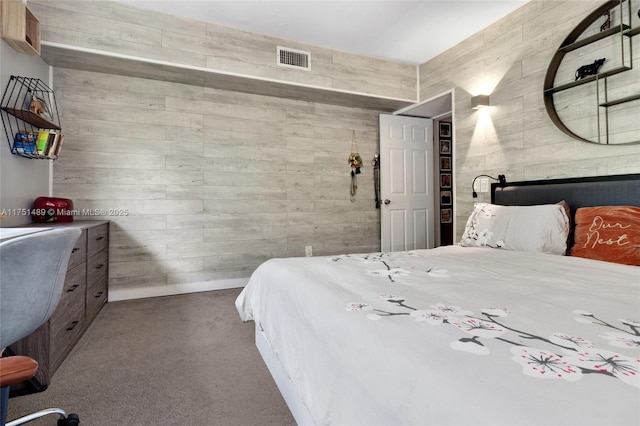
277,46,311,71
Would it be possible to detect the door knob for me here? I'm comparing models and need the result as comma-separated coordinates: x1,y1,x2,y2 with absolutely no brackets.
384,199,391,205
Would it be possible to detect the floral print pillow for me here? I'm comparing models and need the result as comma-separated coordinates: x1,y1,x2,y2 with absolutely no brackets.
460,203,570,254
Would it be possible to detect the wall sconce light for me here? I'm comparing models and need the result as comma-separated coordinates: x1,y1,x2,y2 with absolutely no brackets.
471,95,490,110
472,174,506,198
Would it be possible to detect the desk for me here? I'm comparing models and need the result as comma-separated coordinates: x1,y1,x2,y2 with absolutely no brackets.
6,221,109,394
0,227,51,241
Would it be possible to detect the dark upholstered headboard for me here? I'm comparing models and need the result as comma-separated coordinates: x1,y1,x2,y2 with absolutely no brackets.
492,174,640,215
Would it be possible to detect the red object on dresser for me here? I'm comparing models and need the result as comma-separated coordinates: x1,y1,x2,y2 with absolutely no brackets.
31,197,74,223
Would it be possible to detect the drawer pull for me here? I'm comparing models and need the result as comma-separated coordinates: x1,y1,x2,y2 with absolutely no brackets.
96,236,105,241
66,321,79,331
66,284,80,292
72,248,80,253
94,291,104,298
95,264,105,270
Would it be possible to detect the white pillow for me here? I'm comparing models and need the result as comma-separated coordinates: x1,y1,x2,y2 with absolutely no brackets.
460,203,570,255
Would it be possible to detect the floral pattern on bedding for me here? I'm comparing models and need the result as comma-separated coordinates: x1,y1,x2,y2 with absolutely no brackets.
347,295,640,388
329,252,450,281
459,203,570,254
237,244,640,425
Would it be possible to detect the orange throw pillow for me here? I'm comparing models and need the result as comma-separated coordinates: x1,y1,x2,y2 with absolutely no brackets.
569,206,640,266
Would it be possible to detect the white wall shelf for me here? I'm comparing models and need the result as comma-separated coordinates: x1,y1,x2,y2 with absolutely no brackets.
40,42,416,112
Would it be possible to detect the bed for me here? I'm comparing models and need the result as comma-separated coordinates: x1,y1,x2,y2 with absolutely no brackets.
235,174,640,426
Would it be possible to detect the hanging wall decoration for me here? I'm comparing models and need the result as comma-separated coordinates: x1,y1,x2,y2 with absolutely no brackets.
348,130,362,202
371,152,380,208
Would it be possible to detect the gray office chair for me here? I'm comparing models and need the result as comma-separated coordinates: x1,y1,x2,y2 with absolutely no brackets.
0,228,82,426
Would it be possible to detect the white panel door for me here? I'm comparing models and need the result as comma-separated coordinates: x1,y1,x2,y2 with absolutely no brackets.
380,114,434,252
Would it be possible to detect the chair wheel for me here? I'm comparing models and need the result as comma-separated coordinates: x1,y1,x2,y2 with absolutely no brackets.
58,413,79,425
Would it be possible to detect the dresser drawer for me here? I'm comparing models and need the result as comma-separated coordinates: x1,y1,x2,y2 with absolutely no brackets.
87,274,108,322
50,304,85,372
87,248,108,286
67,229,87,271
7,221,110,394
87,224,109,259
56,262,86,314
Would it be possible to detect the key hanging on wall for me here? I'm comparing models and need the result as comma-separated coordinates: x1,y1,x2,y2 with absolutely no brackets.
348,130,362,202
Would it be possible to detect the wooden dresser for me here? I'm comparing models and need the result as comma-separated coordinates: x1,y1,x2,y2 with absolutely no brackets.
8,220,109,393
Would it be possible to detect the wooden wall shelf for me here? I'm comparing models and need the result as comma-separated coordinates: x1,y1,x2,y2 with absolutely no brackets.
0,0,40,55
599,93,640,107
39,42,416,112
1,106,60,130
559,24,630,52
543,0,640,145
544,66,631,94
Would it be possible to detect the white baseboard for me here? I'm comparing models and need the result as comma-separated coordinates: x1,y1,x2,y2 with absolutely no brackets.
108,277,249,302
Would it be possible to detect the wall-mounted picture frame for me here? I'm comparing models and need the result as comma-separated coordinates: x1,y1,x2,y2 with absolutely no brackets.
439,122,451,137
440,190,452,206
440,173,452,188
441,208,452,223
439,139,451,154
440,156,451,171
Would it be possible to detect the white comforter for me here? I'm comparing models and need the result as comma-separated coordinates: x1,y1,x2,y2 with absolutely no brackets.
236,246,640,425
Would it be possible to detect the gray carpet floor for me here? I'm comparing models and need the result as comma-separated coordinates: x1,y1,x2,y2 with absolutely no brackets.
6,288,296,425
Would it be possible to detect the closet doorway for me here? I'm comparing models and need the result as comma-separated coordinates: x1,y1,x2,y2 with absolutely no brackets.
392,90,454,247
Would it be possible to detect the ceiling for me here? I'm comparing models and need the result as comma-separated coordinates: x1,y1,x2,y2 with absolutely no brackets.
115,1,529,65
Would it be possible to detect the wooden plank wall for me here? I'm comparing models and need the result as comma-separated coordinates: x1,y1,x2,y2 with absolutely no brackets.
28,1,416,100
418,0,640,237
23,0,416,296
52,68,382,295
